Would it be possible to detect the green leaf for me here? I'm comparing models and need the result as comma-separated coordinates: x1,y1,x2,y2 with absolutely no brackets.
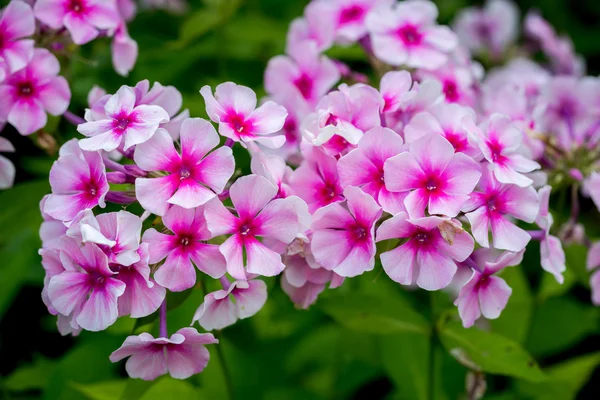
489,266,534,343
564,244,589,286
438,320,545,382
71,380,127,400
526,297,599,357
516,352,600,400
121,380,156,400
176,0,242,47
537,267,575,302
317,291,430,335
3,357,56,392
139,378,200,399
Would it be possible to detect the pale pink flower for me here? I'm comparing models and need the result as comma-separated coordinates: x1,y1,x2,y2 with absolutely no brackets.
44,139,108,222
39,195,68,250
109,328,217,381
47,238,125,331
0,48,71,135
0,0,35,73
311,186,382,277
78,85,170,152
584,172,600,212
536,185,565,283
337,127,407,214
404,103,480,157
587,242,600,306
134,119,234,216
453,0,519,57
383,79,443,133
204,175,305,280
376,213,474,290
455,249,522,328
200,82,288,148
379,70,413,114
0,136,15,189
462,169,539,252
115,243,166,318
289,146,344,213
117,0,136,22
366,0,457,69
384,133,481,218
112,22,138,77
250,154,293,199
34,0,120,45
192,279,267,330
286,2,335,52
142,205,226,292
416,58,479,106
468,114,540,187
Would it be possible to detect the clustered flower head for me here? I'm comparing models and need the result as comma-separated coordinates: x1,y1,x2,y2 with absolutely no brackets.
36,0,600,382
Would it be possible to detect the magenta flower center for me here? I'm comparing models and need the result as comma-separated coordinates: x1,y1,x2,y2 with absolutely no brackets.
294,74,313,99
475,21,492,39
339,5,365,24
238,220,255,237
226,113,251,134
68,0,86,13
350,224,369,242
444,131,467,153
0,33,5,50
397,25,423,46
415,231,429,243
443,80,459,102
487,139,504,162
83,180,99,199
179,167,191,180
17,81,35,98
424,177,439,192
283,118,298,145
557,99,576,120
179,235,193,246
112,112,137,133
324,113,340,127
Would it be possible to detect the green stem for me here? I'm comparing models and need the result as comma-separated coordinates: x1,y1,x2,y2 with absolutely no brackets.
428,292,438,400
213,331,234,400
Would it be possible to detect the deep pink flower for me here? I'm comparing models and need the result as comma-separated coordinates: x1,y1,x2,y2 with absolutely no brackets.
200,82,288,148
142,205,226,292
384,133,481,218
302,83,382,155
109,328,217,381
114,243,166,318
265,40,339,108
34,0,120,45
587,242,600,306
366,0,457,69
468,114,540,187
204,174,305,280
112,22,138,77
337,127,407,214
44,139,108,222
404,103,480,157
78,85,170,152
192,279,267,330
0,136,15,189
0,48,71,135
463,169,539,252
47,237,125,331
134,119,234,216
454,249,522,328
0,0,35,73
376,213,474,290
536,185,565,283
289,146,344,213
453,0,518,57
311,187,382,277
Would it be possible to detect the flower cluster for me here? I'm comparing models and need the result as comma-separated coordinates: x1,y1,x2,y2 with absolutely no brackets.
37,0,600,382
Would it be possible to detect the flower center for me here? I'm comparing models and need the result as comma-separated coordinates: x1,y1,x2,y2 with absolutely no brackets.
425,178,438,192
284,118,298,145
339,5,365,24
487,140,503,162
443,80,459,102
557,99,576,120
69,0,85,13
324,113,339,127
112,112,136,132
475,21,492,39
179,235,193,246
294,74,313,99
239,224,252,236
397,25,422,46
487,199,496,212
17,81,35,97
415,232,429,243
227,113,248,133
352,225,368,241
179,167,191,180
321,183,338,201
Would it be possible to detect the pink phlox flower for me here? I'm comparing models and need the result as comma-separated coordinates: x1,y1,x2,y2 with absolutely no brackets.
286,1,335,52
379,70,413,114
115,243,166,318
366,0,458,69
200,82,288,149
44,138,108,222
265,40,340,108
302,83,382,156
453,0,518,57
0,48,71,135
112,22,138,77
310,186,382,277
39,195,68,249
383,79,443,133
47,237,125,331
583,172,600,212
192,278,267,331
0,136,15,189
384,133,481,218
587,242,600,305
416,59,479,106
117,0,136,22
204,174,306,280
109,328,217,381
134,118,234,216
78,85,170,152
467,113,540,187
142,205,227,292
404,103,480,157
34,0,120,45
337,127,407,214
454,248,522,328
376,213,474,290
462,168,539,252
536,185,565,283
251,153,293,199
0,0,35,73
289,145,344,213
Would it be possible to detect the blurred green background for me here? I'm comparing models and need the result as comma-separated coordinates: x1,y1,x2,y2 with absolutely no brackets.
2,0,600,399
